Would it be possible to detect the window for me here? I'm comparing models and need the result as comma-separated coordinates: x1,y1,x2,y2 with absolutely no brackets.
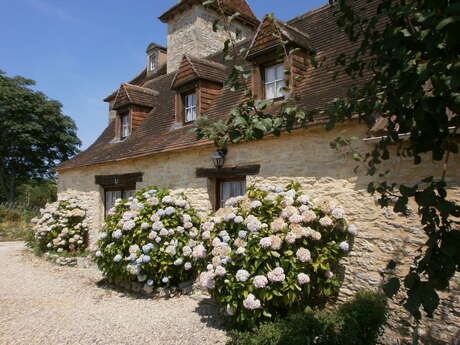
264,63,286,100
105,187,136,216
148,52,158,72
216,178,247,209
184,93,197,123
121,113,130,139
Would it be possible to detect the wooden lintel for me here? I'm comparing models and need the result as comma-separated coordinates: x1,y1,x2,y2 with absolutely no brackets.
196,165,260,178
95,172,143,187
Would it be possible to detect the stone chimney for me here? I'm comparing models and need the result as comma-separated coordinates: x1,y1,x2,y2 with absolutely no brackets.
159,0,259,73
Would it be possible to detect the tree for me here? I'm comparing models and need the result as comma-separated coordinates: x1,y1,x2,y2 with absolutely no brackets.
0,71,81,202
193,0,460,333
328,0,460,325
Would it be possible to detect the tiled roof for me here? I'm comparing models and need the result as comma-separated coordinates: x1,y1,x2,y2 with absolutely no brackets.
247,16,313,59
159,0,260,27
171,55,228,89
58,1,374,171
112,84,158,110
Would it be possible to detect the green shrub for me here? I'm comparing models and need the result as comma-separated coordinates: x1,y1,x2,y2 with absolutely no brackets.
195,182,357,327
32,196,89,253
94,187,202,291
229,290,388,345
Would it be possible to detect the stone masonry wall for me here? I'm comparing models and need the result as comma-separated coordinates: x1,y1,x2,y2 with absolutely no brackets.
166,5,254,73
58,123,460,344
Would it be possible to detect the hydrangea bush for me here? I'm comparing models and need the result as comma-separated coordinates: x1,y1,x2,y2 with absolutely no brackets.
94,187,202,291
196,182,357,327
32,197,89,253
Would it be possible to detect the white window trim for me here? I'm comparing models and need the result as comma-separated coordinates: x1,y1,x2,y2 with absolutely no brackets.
148,52,158,72
264,63,286,100
184,93,197,123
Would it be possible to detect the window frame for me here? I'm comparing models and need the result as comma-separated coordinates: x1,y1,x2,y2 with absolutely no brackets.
183,91,198,124
104,184,136,217
120,112,131,139
215,177,247,211
263,63,286,100
148,51,158,72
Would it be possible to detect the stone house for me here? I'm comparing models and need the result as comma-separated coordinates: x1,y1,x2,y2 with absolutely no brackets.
57,0,459,343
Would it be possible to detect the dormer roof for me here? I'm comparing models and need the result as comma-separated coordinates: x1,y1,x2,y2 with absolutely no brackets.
159,0,260,27
171,55,227,89
247,15,314,60
112,83,158,110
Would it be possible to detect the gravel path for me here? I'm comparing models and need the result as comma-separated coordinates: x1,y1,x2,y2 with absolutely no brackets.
0,242,229,345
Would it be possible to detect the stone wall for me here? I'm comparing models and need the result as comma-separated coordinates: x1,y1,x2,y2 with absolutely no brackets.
166,4,254,73
57,123,460,344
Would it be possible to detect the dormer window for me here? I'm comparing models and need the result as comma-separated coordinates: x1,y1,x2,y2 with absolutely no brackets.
120,113,131,139
184,93,197,123
264,63,286,100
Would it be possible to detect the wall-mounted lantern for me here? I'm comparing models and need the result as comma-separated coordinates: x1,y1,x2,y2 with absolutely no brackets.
211,149,227,169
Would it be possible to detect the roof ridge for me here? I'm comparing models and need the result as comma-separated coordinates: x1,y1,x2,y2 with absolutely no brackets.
187,55,227,70
287,2,333,25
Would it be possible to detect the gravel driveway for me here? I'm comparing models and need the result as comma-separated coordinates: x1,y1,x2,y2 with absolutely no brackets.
0,242,229,345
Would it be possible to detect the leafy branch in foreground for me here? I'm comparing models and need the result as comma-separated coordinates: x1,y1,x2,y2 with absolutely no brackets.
328,0,460,325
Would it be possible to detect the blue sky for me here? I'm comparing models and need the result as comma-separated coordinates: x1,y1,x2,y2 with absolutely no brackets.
0,0,327,149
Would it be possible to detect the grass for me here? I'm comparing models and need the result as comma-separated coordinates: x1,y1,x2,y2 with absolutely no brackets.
0,205,37,242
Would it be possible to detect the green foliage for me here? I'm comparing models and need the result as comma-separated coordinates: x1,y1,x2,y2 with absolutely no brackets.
0,70,81,202
16,179,57,209
0,204,39,242
229,290,388,345
94,187,202,289
196,183,355,328
32,197,88,253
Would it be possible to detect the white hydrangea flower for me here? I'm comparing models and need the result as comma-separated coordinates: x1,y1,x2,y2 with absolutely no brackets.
147,279,154,286
253,275,268,289
297,195,310,204
302,210,317,223
250,200,262,209
202,222,215,232
162,277,169,284
319,216,334,227
234,216,244,224
267,267,285,282
212,238,222,247
192,244,207,259
259,237,272,248
238,231,248,239
236,269,250,282
182,246,192,257
174,258,184,266
348,224,358,235
236,247,246,255
224,213,236,222
113,230,123,239
122,220,136,231
202,231,211,240
296,248,312,263
331,207,345,219
113,254,122,263
339,241,350,252
215,265,226,276
184,262,192,271
285,231,297,244
141,222,150,230
165,206,176,216
184,222,193,229
297,273,310,285
199,271,216,289
289,214,303,224
243,294,261,310
162,196,174,204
